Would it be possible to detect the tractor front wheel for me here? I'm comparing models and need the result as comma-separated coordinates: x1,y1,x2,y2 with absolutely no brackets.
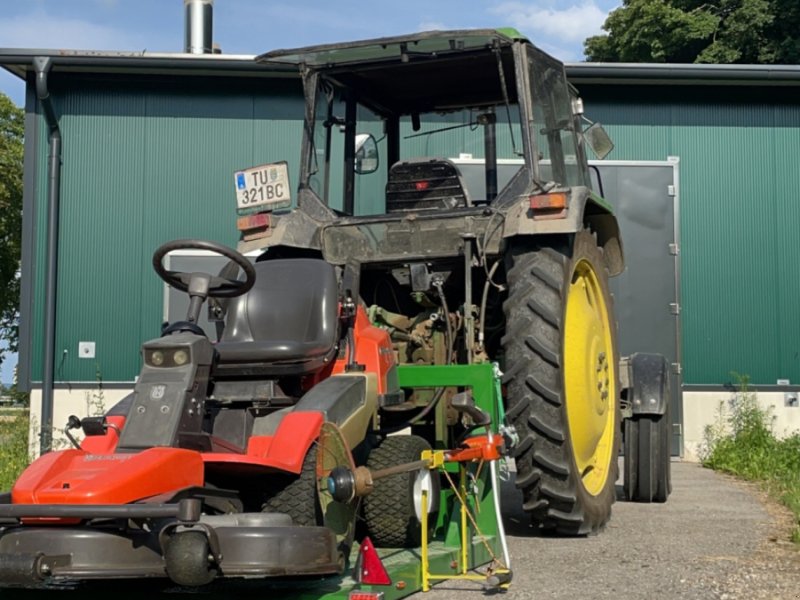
502,228,621,535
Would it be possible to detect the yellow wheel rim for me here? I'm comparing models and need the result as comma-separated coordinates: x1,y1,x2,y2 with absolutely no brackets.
564,258,616,497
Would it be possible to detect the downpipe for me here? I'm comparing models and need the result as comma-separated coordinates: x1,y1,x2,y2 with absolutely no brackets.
33,57,62,454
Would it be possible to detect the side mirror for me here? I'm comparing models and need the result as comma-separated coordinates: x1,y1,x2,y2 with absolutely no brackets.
354,133,379,174
584,122,614,160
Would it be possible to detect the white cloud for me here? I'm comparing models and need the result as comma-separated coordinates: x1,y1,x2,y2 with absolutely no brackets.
0,10,155,51
491,1,608,44
418,21,447,31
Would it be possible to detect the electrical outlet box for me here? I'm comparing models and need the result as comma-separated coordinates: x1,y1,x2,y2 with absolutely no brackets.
78,341,95,359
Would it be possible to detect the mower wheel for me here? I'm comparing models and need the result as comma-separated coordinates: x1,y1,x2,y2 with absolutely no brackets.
363,435,435,548
262,447,320,527
502,229,621,535
164,530,217,587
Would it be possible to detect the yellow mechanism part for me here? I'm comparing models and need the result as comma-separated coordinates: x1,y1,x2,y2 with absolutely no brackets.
564,257,616,496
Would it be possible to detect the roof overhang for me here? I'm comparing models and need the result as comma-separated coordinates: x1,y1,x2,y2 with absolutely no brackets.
0,48,296,82
565,62,800,86
4,48,800,88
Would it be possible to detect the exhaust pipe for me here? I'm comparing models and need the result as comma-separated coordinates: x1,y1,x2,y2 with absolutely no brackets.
184,0,213,54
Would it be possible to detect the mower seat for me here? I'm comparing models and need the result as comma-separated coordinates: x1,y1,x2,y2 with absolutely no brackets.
214,258,339,377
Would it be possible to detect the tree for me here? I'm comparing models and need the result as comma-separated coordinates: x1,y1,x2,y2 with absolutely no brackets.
585,0,800,64
0,93,23,370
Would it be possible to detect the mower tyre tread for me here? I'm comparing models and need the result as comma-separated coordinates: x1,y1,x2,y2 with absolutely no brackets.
262,447,319,527
363,435,431,548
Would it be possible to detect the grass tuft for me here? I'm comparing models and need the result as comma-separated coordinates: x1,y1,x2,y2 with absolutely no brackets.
703,373,800,543
0,409,31,491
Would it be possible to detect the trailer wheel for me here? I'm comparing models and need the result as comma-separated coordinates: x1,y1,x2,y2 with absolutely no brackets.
502,229,620,535
363,435,435,547
624,408,672,503
262,447,320,527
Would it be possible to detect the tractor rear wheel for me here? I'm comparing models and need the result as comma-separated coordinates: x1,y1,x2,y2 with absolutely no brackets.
502,229,620,535
363,435,435,548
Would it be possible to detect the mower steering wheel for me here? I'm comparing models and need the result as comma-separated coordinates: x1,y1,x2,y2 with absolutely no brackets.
152,239,256,298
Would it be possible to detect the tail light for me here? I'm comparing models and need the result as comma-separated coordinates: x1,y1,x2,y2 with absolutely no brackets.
529,192,567,219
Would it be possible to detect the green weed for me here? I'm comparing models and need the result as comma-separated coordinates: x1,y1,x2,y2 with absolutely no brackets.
0,410,31,491
703,373,800,543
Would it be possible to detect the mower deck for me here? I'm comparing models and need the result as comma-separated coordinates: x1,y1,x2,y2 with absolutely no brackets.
0,510,340,589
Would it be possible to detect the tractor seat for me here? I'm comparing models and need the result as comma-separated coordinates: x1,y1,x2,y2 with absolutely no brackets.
385,158,472,213
214,258,339,377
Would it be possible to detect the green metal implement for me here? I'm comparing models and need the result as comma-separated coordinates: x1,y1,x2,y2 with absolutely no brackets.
271,363,510,600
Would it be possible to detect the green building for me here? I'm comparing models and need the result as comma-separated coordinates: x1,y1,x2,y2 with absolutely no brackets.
3,47,800,457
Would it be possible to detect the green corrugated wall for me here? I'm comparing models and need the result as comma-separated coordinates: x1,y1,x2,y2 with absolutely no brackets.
26,78,800,386
585,85,800,385
28,75,304,382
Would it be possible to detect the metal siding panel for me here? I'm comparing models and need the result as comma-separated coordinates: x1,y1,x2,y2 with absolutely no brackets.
28,113,51,383
772,106,800,384
671,104,780,385
56,89,147,383
32,82,304,382
585,93,793,385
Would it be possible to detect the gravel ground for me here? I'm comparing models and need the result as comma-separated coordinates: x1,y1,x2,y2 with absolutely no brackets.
422,461,800,599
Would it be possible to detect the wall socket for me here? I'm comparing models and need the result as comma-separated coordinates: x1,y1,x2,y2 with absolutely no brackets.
78,341,96,359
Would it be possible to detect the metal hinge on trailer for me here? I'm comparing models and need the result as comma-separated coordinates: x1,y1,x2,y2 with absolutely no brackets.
669,243,679,256
671,362,682,375
669,303,681,315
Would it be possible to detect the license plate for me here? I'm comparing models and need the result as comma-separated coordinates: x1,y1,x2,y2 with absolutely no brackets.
234,161,292,212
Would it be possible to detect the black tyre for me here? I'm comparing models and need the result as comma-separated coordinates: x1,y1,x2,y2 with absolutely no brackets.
164,530,217,587
363,435,434,547
262,447,320,527
624,407,672,503
502,229,621,535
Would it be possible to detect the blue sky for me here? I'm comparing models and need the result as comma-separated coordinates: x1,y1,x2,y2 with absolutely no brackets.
0,0,619,383
0,0,621,106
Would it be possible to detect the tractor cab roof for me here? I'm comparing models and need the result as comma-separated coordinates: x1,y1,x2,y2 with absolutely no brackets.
256,29,527,116
257,28,525,67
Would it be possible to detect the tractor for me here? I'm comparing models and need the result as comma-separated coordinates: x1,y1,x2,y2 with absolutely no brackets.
238,27,671,535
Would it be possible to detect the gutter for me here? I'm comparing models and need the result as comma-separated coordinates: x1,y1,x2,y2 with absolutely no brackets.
0,50,294,81
33,57,61,454
565,62,800,86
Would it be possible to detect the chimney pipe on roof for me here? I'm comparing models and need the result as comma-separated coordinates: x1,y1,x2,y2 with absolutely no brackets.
184,0,213,54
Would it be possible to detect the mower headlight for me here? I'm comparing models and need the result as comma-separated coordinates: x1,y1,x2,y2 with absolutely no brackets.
145,347,191,368
173,349,189,366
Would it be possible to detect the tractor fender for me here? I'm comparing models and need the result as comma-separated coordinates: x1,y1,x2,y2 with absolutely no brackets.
620,353,671,417
502,186,624,276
